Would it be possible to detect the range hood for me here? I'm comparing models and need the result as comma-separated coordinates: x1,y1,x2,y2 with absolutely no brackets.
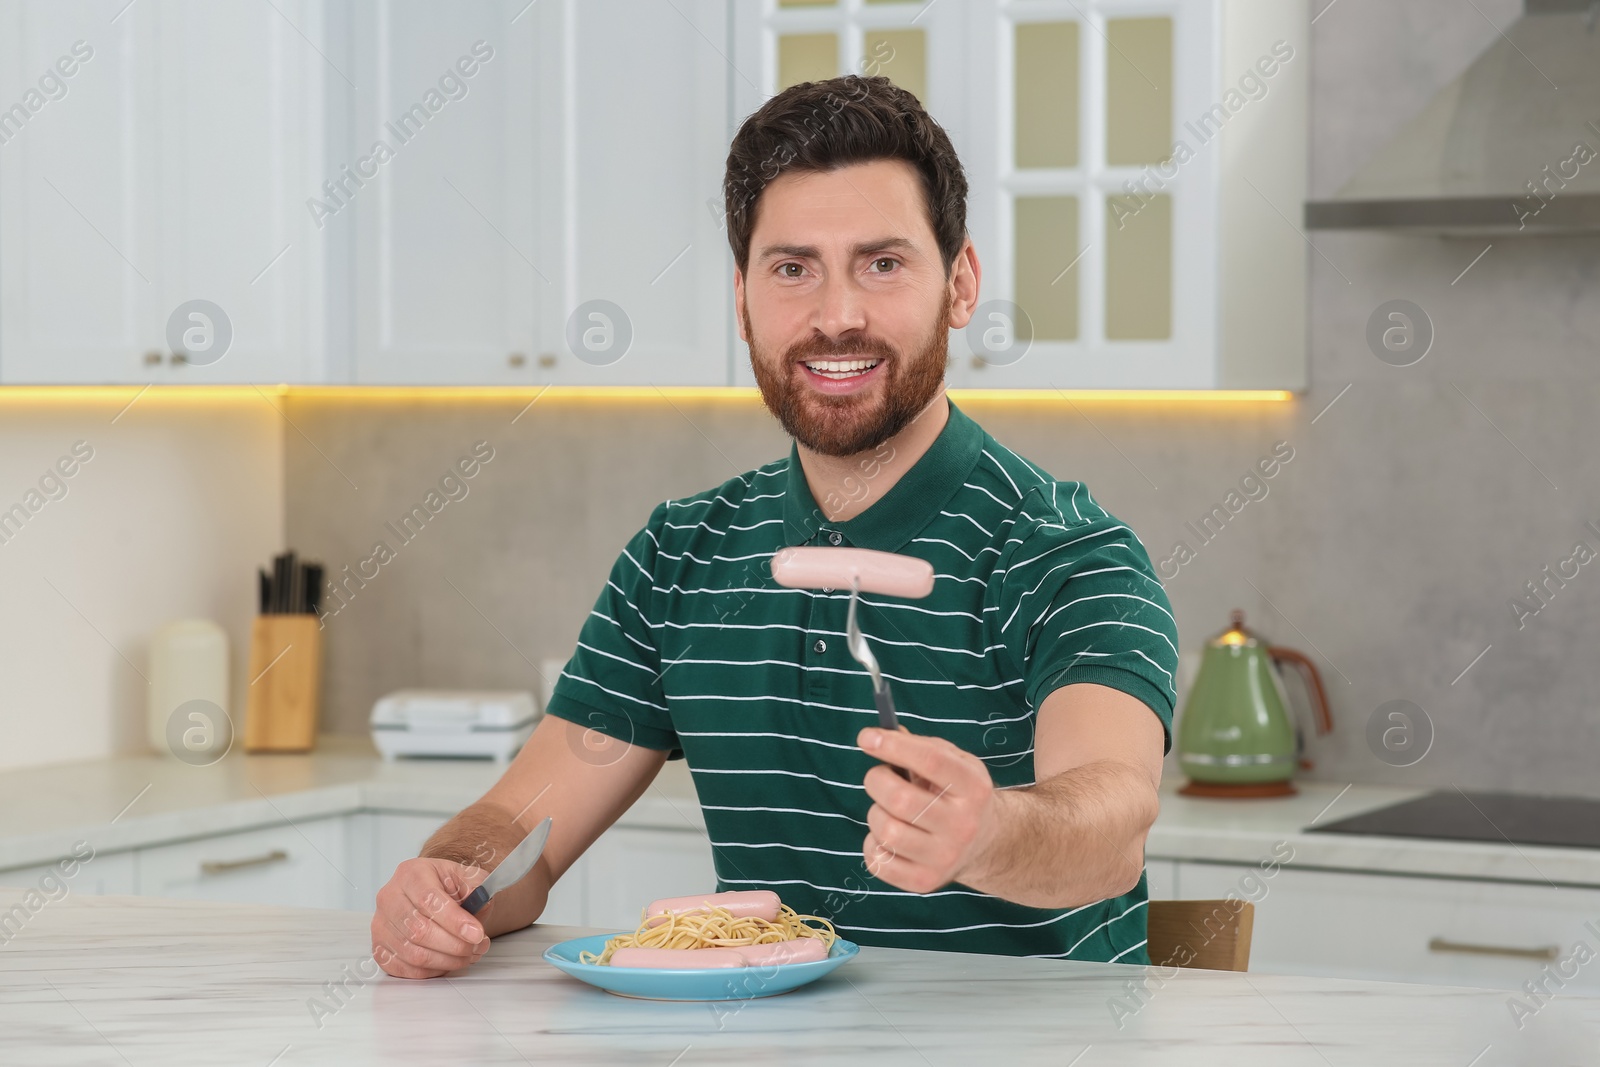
1306,0,1600,234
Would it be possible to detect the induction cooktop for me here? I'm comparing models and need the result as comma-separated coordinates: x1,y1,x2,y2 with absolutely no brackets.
1309,790,1600,850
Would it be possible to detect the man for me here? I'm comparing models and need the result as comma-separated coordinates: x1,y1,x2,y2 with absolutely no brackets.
372,74,1178,977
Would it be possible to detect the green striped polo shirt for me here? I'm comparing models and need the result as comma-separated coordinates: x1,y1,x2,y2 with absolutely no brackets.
545,399,1179,963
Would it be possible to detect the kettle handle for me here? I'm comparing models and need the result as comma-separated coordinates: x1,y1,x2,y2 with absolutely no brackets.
1267,646,1333,736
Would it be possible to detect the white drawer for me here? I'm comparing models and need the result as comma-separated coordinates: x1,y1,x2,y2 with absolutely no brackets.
0,849,137,897
138,818,351,910
1178,861,1600,994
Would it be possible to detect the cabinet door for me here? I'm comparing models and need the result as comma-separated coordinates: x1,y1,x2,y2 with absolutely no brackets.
1178,861,1600,995
148,0,327,383
0,1,162,382
138,818,352,910
349,0,731,386
365,812,446,911
365,811,587,926
1144,858,1178,900
0,850,137,897
954,0,1217,390
347,0,540,384
0,0,325,383
555,0,731,387
583,827,717,931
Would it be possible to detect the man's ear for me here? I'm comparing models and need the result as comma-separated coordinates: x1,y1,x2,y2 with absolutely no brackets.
945,238,982,331
733,270,748,343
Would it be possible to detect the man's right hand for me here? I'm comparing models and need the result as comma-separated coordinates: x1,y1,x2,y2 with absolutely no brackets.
371,857,491,979
367,715,671,979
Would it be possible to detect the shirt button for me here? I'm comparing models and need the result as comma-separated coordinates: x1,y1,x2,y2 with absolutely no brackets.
813,639,827,654
828,531,843,546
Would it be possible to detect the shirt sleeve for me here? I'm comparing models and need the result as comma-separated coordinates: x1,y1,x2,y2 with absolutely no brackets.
543,502,681,756
992,490,1180,750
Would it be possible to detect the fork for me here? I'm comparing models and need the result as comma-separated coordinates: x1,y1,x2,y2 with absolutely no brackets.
845,578,911,782
845,576,903,734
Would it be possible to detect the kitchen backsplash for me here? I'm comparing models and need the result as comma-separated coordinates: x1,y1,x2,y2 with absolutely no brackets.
0,398,284,771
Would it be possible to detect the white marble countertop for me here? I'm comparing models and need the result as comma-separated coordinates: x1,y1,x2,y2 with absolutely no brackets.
5,737,1600,889
1145,782,1600,887
0,736,701,871
3,891,1595,1066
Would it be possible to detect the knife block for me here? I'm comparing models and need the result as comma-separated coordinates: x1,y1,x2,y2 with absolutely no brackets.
243,615,323,752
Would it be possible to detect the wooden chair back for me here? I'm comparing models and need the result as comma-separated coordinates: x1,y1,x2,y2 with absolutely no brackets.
1146,899,1255,972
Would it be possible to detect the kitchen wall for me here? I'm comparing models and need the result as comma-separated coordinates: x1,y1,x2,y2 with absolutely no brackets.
285,0,1600,796
0,397,283,770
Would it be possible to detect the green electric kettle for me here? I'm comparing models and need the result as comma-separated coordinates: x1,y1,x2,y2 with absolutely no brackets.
1176,609,1333,798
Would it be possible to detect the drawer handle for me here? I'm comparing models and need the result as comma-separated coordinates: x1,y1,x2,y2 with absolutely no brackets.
1427,937,1559,961
200,849,289,876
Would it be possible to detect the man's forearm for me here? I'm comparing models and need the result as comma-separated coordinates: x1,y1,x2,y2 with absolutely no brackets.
958,759,1158,910
419,801,552,938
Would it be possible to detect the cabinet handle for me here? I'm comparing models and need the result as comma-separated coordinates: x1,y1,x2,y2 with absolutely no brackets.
143,350,163,366
200,849,289,876
1427,937,1559,961
507,352,527,368
537,352,557,369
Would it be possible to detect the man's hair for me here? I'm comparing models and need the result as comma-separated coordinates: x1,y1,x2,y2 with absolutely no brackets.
722,75,968,279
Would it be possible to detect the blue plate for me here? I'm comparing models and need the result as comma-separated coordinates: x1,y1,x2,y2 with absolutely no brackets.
543,932,859,1001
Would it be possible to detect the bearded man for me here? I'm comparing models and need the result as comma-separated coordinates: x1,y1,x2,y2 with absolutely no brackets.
372,74,1178,975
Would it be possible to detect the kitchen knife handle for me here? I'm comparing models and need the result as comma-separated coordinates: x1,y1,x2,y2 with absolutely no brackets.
873,685,911,781
460,885,491,916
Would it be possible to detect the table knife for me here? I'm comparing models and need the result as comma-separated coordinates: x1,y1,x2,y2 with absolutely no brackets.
461,816,553,915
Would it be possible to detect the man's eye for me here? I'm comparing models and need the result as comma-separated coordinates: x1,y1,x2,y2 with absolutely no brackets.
871,258,898,273
779,263,804,278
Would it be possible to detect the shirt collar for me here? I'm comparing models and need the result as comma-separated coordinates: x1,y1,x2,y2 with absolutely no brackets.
781,398,985,552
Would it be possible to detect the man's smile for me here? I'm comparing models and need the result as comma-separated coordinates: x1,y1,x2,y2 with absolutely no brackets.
797,357,887,395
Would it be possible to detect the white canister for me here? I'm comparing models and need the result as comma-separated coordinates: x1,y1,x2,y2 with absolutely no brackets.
147,619,231,762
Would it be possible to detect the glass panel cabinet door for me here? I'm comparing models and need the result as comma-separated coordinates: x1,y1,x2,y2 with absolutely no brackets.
735,0,1215,392
953,0,1217,390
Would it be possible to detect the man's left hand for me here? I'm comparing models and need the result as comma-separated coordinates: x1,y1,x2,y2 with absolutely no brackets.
858,726,1002,894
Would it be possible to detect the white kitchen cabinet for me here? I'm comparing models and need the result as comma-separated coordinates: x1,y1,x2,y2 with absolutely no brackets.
0,849,137,897
343,0,540,385
364,811,587,925
137,817,353,910
346,0,731,387
366,811,442,905
0,0,327,384
1144,858,1178,900
580,827,718,931
545,0,733,388
1178,861,1600,995
732,0,1308,392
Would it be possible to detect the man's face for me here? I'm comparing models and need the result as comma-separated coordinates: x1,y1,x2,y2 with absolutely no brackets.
736,160,962,457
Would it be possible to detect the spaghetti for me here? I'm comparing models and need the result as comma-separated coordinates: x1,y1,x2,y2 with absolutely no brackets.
579,903,837,965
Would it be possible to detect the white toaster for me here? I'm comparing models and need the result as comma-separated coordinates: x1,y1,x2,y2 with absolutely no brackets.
370,689,539,762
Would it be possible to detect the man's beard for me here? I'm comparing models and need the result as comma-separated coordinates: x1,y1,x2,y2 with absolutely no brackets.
746,289,951,458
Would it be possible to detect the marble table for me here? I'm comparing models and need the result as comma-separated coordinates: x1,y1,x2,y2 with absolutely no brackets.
2,891,1597,1066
